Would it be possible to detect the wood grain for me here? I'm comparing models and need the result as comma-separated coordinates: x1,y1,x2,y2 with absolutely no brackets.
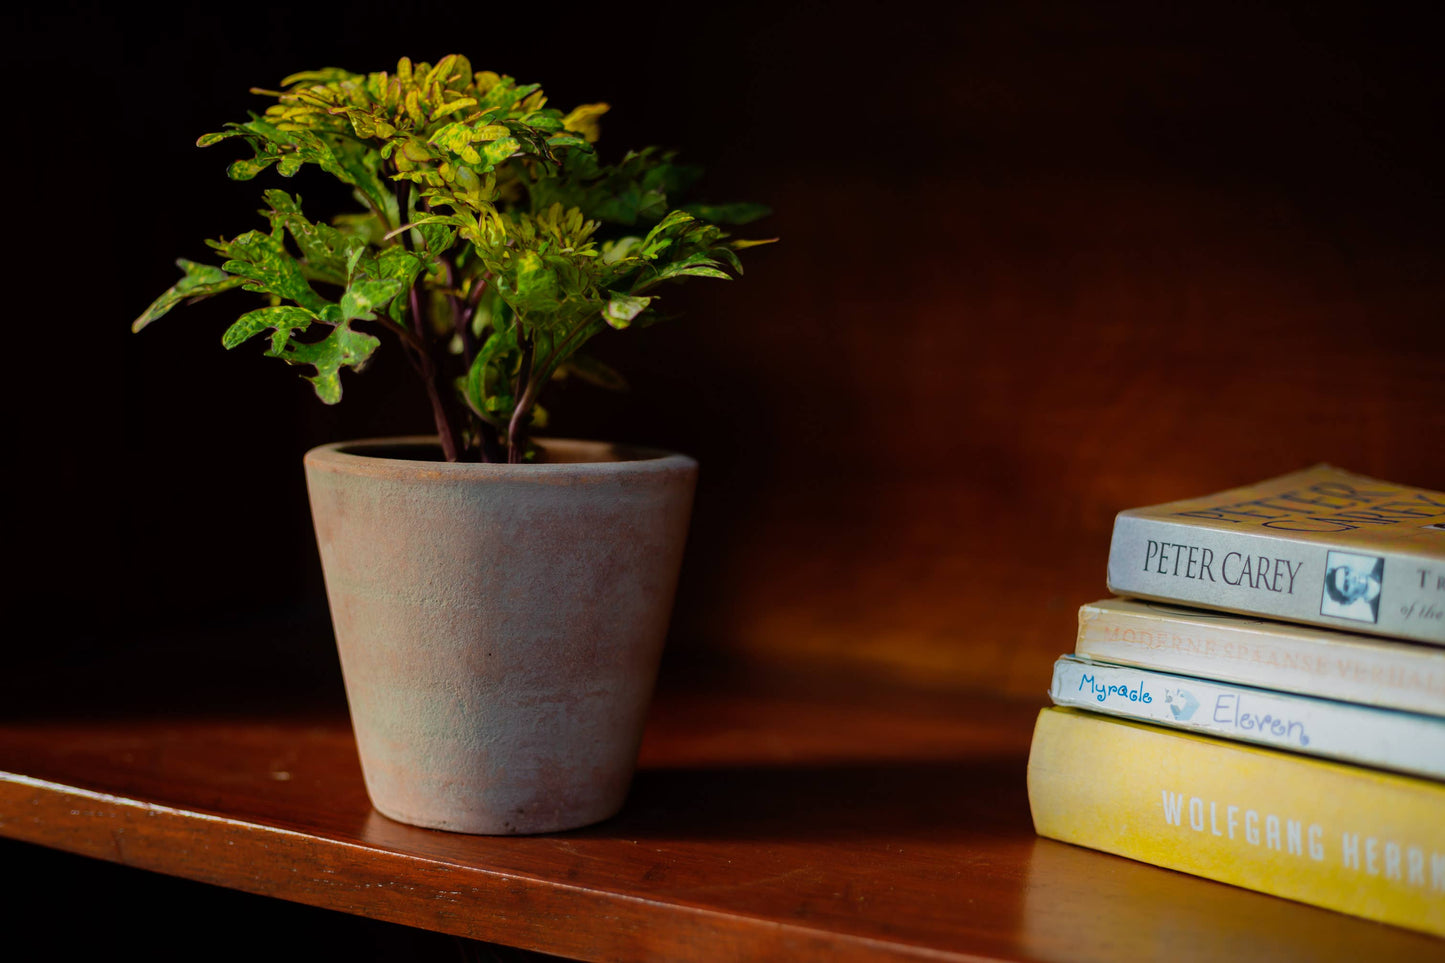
1,667,1438,961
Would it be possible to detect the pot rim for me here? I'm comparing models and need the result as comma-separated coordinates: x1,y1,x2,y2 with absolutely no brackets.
304,435,697,481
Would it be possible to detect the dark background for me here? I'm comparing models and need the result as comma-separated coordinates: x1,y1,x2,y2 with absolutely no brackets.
10,0,1444,704
3,2,1443,954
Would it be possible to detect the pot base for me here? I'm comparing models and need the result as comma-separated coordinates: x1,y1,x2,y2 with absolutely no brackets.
368,796,625,836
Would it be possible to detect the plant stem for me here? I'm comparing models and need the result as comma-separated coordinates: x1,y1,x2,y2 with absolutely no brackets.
393,176,462,462
476,421,505,463
508,331,535,463
371,313,429,357
390,176,411,238
499,317,600,461
508,376,546,464
440,255,477,365
407,284,462,462
465,273,491,318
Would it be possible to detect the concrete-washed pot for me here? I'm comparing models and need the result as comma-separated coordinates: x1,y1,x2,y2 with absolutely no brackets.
303,437,697,834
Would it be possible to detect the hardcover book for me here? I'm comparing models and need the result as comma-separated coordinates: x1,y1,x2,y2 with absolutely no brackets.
1027,707,1445,936
1106,466,1445,643
1048,655,1445,779
1075,598,1445,717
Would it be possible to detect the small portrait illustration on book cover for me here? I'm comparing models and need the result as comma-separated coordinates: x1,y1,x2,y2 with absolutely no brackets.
1320,550,1384,623
1164,687,1200,721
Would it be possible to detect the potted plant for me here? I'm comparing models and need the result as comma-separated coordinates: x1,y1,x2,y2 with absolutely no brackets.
135,55,771,834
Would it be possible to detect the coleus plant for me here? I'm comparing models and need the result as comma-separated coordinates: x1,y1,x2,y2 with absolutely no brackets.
135,55,771,462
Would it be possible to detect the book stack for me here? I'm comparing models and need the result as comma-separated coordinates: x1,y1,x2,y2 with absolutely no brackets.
1026,465,1445,936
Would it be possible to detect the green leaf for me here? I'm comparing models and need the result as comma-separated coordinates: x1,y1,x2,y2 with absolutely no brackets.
136,57,776,453
591,188,667,225
637,210,695,260
713,246,744,274
502,82,541,107
196,130,243,148
507,250,560,313
262,190,365,285
356,246,428,300
218,116,378,204
546,133,589,151
660,264,730,281
601,293,651,329
133,260,246,332
428,122,483,164
655,252,731,282
681,201,772,225
280,325,381,404
340,277,405,321
279,67,355,87
216,230,331,314
222,305,315,352
481,137,520,167
228,157,277,180
328,136,395,220
600,236,641,265
277,152,305,176
463,327,520,422
433,96,478,118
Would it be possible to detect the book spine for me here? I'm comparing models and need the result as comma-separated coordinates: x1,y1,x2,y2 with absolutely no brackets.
1048,656,1445,779
1075,602,1445,717
1027,707,1445,936
1107,514,1445,644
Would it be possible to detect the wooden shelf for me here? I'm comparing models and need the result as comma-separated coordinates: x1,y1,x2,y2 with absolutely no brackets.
0,661,1437,961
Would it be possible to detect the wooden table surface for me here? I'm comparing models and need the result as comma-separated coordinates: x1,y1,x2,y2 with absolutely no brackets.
0,661,1439,962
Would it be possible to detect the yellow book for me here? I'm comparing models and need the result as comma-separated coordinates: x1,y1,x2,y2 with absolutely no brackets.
1027,707,1445,936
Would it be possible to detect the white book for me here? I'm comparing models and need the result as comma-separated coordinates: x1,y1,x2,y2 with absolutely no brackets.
1105,465,1445,643
1048,655,1445,780
1076,597,1445,717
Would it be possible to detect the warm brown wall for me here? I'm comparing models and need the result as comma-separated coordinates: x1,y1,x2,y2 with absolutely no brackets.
664,169,1443,694
576,5,1445,692
15,2,1443,698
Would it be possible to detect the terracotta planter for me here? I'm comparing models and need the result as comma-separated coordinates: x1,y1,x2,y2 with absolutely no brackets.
303,437,697,834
